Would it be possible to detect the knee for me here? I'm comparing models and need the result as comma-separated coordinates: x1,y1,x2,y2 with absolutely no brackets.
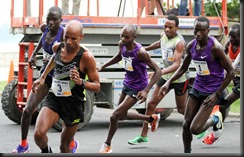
182,120,190,131
22,107,33,118
34,129,45,141
190,125,202,135
110,113,119,123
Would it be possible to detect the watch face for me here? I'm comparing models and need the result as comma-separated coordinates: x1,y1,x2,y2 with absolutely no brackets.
82,79,86,87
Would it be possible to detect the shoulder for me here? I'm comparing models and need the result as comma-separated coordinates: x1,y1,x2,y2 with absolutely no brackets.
40,23,47,33
186,40,195,49
118,40,123,48
211,37,223,50
81,46,95,59
138,45,150,60
52,42,62,53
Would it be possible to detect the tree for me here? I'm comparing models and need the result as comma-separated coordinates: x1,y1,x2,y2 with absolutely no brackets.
204,0,240,22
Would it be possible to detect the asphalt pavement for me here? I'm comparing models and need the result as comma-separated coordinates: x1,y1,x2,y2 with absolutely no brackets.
0,101,241,155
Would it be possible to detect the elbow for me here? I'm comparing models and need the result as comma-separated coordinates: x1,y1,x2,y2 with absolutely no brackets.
94,83,101,93
156,68,162,78
229,70,235,79
226,69,235,80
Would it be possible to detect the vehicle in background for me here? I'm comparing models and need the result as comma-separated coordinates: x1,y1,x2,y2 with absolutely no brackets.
1,0,229,131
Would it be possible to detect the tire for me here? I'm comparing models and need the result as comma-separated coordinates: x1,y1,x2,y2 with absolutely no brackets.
136,108,173,120
156,108,174,120
1,79,37,124
48,90,95,131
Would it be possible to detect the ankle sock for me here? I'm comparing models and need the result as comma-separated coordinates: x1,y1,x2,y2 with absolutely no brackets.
70,140,75,148
20,139,28,148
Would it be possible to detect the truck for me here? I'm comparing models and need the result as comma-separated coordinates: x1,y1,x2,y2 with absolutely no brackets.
1,0,229,131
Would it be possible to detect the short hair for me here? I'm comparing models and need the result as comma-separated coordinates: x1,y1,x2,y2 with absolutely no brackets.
194,16,210,28
123,24,137,36
231,23,240,35
48,6,62,18
166,14,179,26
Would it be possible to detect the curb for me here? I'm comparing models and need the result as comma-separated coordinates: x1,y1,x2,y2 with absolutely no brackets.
172,109,240,118
228,112,240,118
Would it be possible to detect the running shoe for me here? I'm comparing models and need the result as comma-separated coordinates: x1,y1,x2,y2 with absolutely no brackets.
128,135,149,145
99,143,112,153
12,144,30,153
210,105,220,116
202,132,219,145
149,114,160,132
212,111,223,131
41,146,52,153
196,130,208,139
71,140,79,153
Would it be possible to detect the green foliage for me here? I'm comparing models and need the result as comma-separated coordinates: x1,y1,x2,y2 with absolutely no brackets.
227,0,240,21
0,81,7,93
204,0,240,22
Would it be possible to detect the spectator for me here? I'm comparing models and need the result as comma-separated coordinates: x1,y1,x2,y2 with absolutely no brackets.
140,0,164,16
178,0,202,16
61,0,81,15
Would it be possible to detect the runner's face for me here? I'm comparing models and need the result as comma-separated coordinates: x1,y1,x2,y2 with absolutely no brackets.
164,19,178,38
120,29,135,46
228,28,240,46
46,11,62,32
193,21,209,43
64,27,82,51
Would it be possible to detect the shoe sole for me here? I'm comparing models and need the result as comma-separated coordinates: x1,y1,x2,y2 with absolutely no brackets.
12,147,30,153
197,130,208,139
128,141,149,145
202,138,220,145
24,149,30,153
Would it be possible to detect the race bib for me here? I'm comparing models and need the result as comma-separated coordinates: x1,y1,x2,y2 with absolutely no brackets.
162,47,174,61
51,79,72,97
43,50,52,60
193,60,210,75
122,56,133,71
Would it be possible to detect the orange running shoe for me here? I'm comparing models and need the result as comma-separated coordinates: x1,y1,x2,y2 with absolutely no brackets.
99,143,112,153
202,133,219,145
211,105,220,116
149,114,160,132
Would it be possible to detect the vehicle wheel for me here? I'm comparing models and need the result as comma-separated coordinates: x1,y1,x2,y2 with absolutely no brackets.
136,108,173,120
39,91,95,132
155,108,174,120
1,79,37,124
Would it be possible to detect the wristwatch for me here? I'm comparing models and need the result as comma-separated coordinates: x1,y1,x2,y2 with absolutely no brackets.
81,79,86,88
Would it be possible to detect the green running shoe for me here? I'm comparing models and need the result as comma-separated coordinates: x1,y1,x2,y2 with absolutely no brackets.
196,130,208,139
128,135,149,145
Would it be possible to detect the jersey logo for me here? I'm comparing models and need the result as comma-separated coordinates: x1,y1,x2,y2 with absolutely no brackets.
200,55,208,59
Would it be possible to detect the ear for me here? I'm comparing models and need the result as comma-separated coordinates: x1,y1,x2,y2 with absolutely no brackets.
80,34,84,40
